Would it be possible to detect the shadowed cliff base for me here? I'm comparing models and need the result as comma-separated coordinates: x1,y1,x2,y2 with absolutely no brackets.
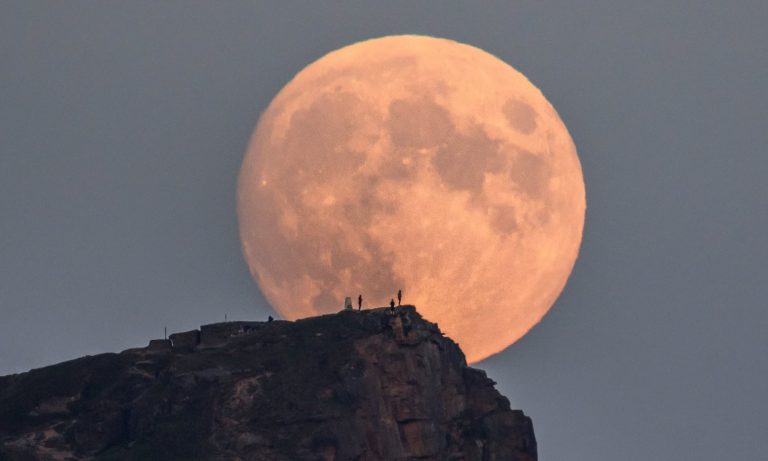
0,306,536,461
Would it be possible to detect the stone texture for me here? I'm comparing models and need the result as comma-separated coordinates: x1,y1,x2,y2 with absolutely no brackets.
199,321,269,347
0,306,536,460
169,330,200,350
146,339,171,351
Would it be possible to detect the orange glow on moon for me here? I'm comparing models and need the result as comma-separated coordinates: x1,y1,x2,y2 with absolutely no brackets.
238,35,586,363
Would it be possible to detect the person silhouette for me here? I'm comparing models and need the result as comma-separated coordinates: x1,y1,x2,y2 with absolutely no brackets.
268,315,273,322
397,289,402,306
358,294,363,310
389,298,396,313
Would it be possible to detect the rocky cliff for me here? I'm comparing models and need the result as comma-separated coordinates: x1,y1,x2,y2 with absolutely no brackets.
0,306,536,460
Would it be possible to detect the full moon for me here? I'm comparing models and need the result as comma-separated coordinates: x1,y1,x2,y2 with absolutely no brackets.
238,35,585,363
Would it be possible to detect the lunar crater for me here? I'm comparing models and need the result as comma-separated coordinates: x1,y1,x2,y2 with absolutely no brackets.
503,99,538,134
387,97,454,149
431,124,504,195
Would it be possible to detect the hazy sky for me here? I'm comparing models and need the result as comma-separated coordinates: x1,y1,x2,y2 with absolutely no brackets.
1,2,766,460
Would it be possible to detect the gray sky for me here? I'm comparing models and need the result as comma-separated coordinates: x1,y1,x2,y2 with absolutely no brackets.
1,2,766,459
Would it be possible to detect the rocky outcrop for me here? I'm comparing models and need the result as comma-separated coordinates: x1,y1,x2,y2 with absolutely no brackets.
0,306,536,460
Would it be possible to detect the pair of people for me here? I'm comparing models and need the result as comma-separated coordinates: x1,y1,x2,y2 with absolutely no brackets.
356,289,403,311
389,289,402,313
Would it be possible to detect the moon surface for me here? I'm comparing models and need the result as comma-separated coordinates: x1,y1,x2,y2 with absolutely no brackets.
238,35,585,363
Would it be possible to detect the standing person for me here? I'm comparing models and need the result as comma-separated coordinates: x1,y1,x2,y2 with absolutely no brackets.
358,294,363,310
389,298,396,314
397,289,402,306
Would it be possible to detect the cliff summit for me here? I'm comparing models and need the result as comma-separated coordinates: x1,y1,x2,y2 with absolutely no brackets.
0,306,536,460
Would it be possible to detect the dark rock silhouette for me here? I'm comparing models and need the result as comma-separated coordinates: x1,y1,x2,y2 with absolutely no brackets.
0,306,536,460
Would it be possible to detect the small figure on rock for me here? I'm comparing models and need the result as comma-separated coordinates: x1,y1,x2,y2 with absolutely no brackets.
268,315,273,322
397,289,402,306
389,298,396,314
358,294,363,310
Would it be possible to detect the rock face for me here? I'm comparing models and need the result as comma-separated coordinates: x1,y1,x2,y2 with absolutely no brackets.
0,306,536,460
